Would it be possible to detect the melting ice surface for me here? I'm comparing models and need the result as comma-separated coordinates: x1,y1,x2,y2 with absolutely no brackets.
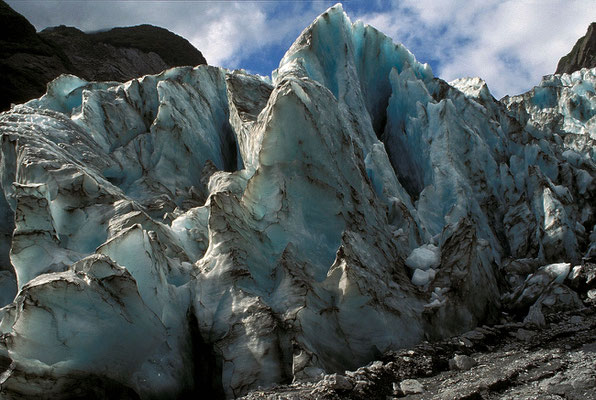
0,4,595,399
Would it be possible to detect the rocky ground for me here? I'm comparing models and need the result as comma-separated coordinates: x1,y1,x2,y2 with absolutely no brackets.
243,267,596,400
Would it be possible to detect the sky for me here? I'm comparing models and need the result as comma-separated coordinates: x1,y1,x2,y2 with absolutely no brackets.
7,0,595,98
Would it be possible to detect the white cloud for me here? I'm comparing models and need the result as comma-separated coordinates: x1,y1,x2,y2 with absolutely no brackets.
186,2,327,70
184,5,269,68
354,0,594,98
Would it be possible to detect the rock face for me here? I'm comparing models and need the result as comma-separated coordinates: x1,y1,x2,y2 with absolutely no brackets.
0,0,206,111
556,22,596,74
0,4,594,399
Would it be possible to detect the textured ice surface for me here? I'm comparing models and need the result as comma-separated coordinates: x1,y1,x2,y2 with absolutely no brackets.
541,262,571,284
411,268,436,286
0,4,594,399
406,244,441,271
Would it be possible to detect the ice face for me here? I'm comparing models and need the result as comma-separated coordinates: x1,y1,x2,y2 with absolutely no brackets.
1,255,195,399
406,244,441,271
0,3,595,399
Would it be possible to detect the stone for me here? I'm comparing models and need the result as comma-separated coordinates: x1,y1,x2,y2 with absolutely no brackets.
353,380,369,392
515,328,536,341
400,379,425,395
524,302,546,327
567,262,596,294
569,315,583,324
458,337,474,348
462,330,485,341
449,354,478,371
324,373,353,391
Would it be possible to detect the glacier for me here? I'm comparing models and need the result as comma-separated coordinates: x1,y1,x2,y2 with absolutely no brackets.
0,4,594,399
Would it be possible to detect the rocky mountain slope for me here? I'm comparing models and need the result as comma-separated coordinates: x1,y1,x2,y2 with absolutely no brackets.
0,0,206,111
556,22,596,74
0,4,594,399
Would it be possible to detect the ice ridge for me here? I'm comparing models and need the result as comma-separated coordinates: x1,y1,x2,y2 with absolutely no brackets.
0,4,594,399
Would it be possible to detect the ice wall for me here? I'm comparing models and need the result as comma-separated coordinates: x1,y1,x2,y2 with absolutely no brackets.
0,4,594,399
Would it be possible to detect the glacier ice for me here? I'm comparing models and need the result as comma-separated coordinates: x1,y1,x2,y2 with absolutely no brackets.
0,3,594,398
411,267,436,286
406,244,441,271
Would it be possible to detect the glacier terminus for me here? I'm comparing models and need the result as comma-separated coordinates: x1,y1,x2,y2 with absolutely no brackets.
0,4,594,399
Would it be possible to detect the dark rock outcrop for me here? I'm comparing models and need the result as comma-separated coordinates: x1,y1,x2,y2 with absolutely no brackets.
0,1,73,111
556,22,596,74
0,0,206,111
87,24,206,68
